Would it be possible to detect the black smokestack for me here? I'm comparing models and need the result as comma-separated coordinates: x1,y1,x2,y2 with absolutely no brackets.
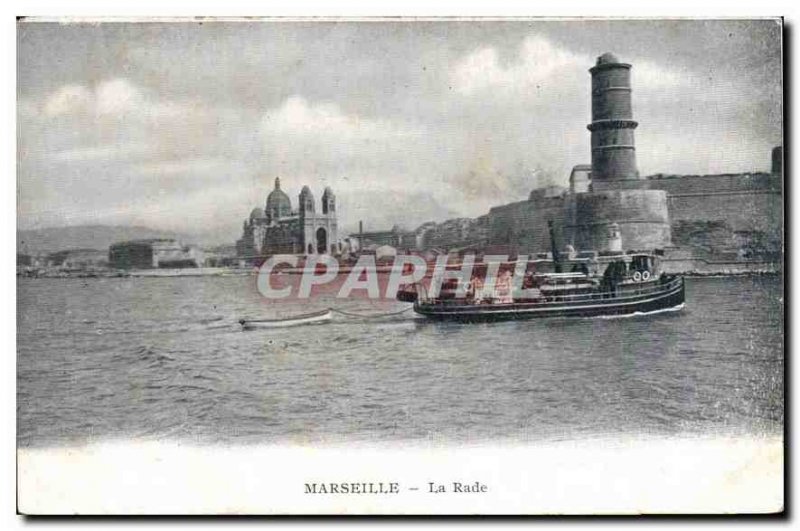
548,220,562,273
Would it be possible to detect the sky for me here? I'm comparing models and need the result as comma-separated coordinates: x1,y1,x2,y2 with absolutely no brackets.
17,19,782,243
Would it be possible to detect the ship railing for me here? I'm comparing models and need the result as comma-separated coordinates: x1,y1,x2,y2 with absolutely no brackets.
532,276,682,303
419,276,682,305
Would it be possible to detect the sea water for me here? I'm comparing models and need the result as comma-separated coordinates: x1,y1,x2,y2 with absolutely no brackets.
17,275,784,447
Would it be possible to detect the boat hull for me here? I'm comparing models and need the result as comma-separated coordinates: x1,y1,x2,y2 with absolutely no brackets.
413,277,685,322
239,310,332,329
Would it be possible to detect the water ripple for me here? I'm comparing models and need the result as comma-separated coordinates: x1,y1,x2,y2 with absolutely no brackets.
17,275,784,447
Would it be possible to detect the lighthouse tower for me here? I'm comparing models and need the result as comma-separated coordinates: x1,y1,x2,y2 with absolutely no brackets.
588,52,639,187
563,52,672,252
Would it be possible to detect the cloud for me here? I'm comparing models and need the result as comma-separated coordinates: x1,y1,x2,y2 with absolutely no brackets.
258,96,437,194
46,143,153,163
632,59,688,90
39,79,208,123
42,79,144,118
261,96,423,142
452,36,690,100
94,79,146,115
19,78,264,240
43,84,93,116
452,36,585,96
253,94,561,228
26,79,253,165
133,158,234,177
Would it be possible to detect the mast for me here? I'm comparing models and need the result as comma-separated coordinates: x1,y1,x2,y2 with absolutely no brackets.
548,220,563,273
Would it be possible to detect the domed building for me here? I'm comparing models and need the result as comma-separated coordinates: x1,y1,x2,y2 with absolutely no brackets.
265,179,292,221
236,177,339,262
249,207,265,220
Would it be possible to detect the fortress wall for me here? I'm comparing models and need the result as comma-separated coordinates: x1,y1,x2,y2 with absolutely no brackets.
591,172,779,194
483,169,781,263
571,190,670,222
486,202,524,245
566,219,672,253
564,190,671,251
488,198,566,254
668,191,782,233
661,174,782,254
644,172,779,195
586,171,781,257
526,200,567,253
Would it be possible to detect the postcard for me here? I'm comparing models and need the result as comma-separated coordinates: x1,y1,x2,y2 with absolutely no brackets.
16,17,783,515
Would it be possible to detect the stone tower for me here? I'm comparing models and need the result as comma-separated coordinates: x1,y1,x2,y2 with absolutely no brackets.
588,52,639,187
563,52,672,252
772,146,782,175
299,185,315,215
322,186,336,214
298,185,338,255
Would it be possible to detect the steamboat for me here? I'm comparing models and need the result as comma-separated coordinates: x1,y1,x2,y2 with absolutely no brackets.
399,224,685,322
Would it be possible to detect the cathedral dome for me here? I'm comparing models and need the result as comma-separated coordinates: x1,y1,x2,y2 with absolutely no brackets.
266,177,292,219
250,207,265,220
267,188,291,210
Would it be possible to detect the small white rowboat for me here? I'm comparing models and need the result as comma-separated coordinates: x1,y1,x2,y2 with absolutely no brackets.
239,309,332,330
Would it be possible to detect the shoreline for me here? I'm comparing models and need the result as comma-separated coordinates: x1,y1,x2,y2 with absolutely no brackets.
17,267,783,280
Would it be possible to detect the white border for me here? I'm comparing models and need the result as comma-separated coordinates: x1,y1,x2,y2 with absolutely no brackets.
6,1,794,527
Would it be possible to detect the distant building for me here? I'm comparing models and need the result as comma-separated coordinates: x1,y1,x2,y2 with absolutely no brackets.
418,216,489,251
569,165,592,194
237,178,339,262
202,244,239,267
529,185,569,201
47,249,108,268
412,221,438,249
17,253,50,268
350,223,417,250
109,239,202,269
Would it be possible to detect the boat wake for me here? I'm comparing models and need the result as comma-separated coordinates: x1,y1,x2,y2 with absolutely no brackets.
593,302,685,320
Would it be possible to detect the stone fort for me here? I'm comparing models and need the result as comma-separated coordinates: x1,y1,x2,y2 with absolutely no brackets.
432,52,782,272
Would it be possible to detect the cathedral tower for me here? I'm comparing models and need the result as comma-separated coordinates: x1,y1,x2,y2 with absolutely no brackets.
299,185,315,215
322,187,336,215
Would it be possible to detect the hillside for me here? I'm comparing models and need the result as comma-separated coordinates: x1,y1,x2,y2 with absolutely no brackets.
337,190,462,235
17,225,195,254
